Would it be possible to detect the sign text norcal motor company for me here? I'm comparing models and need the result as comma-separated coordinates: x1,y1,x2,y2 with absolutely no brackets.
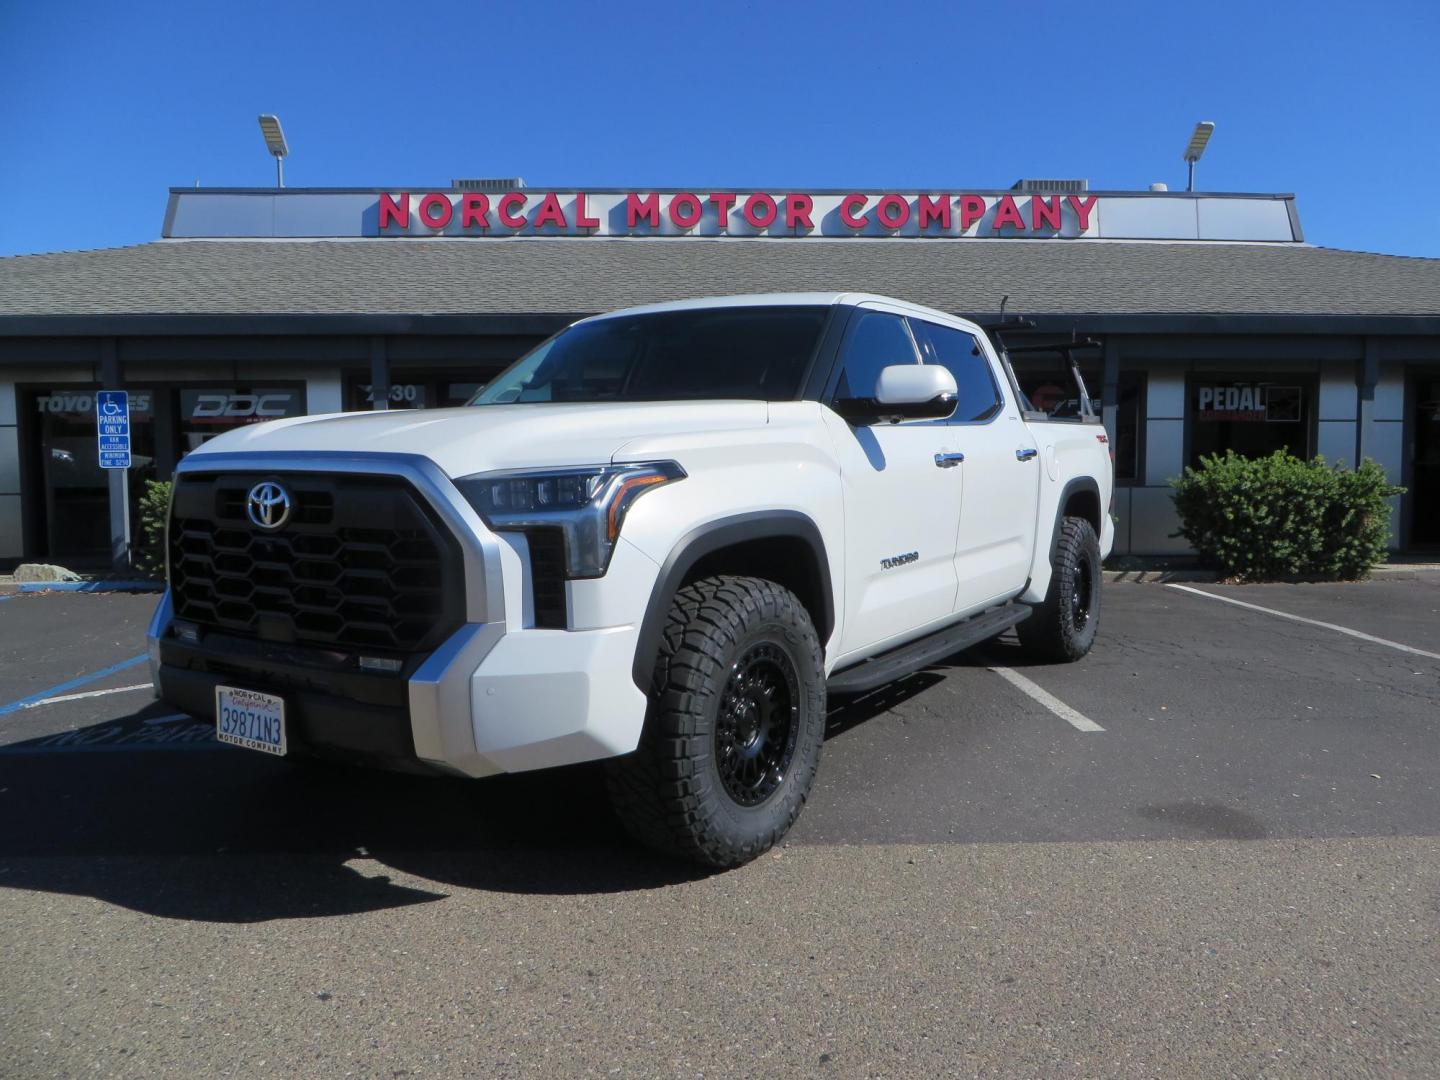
374,190,1102,239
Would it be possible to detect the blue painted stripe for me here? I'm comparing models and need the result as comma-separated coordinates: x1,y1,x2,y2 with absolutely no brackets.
15,580,164,594
0,653,150,717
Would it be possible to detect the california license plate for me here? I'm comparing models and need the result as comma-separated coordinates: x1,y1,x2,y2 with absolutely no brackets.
215,685,287,756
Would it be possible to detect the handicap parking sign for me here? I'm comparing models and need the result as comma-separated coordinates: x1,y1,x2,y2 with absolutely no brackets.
96,390,131,469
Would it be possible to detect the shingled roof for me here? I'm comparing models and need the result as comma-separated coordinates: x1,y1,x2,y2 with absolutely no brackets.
1,237,1438,322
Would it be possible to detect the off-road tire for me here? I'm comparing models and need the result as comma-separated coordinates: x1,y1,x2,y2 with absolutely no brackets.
1016,515,1102,662
605,575,826,868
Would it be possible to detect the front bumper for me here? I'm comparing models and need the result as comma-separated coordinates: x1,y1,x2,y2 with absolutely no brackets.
152,606,648,777
150,450,653,779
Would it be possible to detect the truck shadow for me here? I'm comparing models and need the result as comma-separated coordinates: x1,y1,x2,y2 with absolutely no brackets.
0,710,714,923
0,673,924,925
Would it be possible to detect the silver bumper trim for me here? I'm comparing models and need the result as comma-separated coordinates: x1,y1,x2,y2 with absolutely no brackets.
145,589,174,698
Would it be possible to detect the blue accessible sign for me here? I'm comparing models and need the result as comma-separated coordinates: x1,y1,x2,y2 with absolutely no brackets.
96,390,131,469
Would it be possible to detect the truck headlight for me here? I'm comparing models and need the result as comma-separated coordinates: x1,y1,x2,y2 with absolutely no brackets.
455,462,685,578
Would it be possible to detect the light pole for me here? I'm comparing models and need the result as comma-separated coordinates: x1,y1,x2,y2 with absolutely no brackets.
1183,121,1215,193
258,114,289,188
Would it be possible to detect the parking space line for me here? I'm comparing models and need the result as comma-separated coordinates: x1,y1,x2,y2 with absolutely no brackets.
1166,584,1440,662
19,683,154,709
988,665,1105,732
0,653,149,717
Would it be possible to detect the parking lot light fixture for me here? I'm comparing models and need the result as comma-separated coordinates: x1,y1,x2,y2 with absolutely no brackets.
1183,121,1216,192
258,114,289,188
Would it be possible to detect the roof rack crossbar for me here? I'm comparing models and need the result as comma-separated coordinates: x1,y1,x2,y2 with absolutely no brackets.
1003,338,1103,355
979,317,1038,333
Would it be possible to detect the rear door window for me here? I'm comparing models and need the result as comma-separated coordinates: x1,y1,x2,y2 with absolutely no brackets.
911,320,1003,422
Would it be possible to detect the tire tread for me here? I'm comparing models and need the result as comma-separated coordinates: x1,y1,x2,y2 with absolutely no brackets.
605,574,825,868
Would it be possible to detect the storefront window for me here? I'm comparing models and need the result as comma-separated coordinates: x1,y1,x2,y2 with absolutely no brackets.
28,387,157,561
344,374,493,411
177,386,305,454
1188,379,1313,467
1412,376,1440,547
347,379,429,410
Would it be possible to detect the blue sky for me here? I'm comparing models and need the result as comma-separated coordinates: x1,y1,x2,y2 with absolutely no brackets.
1,0,1437,258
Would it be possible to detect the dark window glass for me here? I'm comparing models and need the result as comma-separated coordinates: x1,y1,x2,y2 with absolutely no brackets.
912,321,1002,422
344,374,507,412
177,386,305,455
347,379,429,410
834,311,918,400
1414,377,1440,546
28,387,157,561
1111,376,1141,481
442,382,484,406
1188,379,1313,468
1010,358,1141,480
472,306,828,405
1011,359,1099,420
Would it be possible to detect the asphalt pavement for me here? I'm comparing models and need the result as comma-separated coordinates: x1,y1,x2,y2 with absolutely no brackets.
1,577,1438,1078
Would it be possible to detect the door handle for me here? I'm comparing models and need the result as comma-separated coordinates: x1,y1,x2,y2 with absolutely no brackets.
1015,447,1039,461
934,452,964,468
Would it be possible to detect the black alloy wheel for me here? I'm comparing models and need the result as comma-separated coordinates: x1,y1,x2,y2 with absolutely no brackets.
715,642,801,807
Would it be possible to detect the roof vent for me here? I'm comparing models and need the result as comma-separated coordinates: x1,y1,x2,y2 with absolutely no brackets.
452,177,527,192
1011,178,1089,194
1150,182,1169,192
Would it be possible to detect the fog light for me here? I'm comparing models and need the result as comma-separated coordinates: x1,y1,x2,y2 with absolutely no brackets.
358,656,403,674
173,621,200,644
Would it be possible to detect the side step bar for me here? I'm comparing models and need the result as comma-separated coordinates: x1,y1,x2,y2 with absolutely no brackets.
825,603,1031,695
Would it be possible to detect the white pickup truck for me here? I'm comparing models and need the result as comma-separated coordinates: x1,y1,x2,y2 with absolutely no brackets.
149,292,1113,866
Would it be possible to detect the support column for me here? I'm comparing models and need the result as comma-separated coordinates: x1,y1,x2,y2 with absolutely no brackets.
1356,337,1378,467
99,339,131,572
1101,336,1120,443
369,337,390,411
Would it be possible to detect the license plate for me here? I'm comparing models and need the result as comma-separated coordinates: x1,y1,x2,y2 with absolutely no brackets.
215,685,287,756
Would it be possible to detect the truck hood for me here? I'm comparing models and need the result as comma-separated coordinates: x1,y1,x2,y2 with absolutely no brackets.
186,401,771,476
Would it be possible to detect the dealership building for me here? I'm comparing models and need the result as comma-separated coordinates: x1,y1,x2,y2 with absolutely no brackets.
0,181,1438,568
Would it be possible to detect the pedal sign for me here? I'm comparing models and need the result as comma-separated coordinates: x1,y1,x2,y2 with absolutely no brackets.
96,390,131,469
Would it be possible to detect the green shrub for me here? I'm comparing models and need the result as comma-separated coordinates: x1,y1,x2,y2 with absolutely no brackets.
135,478,173,578
1170,450,1402,581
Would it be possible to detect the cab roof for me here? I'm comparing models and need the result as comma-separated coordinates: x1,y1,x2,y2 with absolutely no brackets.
579,291,963,327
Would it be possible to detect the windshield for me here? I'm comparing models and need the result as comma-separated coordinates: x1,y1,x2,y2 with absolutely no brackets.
470,305,828,405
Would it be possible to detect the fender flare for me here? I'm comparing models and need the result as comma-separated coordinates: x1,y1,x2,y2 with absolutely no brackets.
1048,476,1103,564
630,510,834,693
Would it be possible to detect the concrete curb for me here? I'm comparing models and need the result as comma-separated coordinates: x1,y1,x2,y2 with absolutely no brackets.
1104,565,1438,584
7,580,165,595
1103,569,1217,583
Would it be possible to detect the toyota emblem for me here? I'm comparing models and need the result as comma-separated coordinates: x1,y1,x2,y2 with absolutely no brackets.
246,481,292,529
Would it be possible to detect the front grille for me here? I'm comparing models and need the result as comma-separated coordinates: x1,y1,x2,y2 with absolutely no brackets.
169,472,464,654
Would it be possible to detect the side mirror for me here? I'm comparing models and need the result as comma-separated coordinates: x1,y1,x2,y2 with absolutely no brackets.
836,364,958,424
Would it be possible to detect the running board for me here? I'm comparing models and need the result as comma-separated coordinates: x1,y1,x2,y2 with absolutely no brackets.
825,603,1031,695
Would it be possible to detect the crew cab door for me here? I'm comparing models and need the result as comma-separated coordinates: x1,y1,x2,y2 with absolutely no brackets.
909,317,1040,613
820,306,964,659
